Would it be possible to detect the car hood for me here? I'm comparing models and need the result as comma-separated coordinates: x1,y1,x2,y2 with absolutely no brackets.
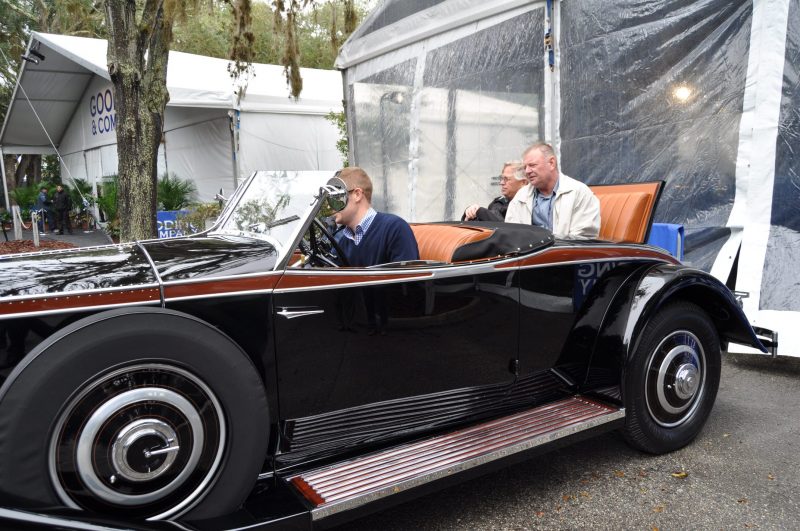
0,235,279,299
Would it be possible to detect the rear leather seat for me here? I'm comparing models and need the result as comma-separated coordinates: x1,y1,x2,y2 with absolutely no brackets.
410,224,494,263
589,182,663,243
596,192,649,242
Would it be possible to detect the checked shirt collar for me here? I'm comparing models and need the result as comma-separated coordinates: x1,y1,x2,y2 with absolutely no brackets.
342,208,377,245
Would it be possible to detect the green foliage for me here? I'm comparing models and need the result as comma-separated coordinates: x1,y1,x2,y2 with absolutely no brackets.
178,202,223,233
69,178,94,211
9,186,39,209
96,177,119,238
0,4,31,124
158,173,197,211
325,109,349,166
233,194,290,232
42,155,62,183
172,0,369,71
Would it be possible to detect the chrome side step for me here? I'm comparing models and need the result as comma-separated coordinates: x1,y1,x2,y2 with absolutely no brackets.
288,396,624,520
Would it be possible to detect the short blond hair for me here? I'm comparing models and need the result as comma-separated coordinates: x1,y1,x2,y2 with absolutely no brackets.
338,167,374,202
523,142,556,160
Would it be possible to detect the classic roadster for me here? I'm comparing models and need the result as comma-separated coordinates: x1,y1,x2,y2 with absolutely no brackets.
0,171,770,529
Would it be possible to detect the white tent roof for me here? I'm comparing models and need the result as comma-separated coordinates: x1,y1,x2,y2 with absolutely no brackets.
0,32,343,154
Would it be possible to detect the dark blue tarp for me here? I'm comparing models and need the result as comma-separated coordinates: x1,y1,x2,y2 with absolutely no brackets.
559,0,753,271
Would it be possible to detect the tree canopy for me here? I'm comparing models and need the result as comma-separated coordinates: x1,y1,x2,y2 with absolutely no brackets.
1,0,366,240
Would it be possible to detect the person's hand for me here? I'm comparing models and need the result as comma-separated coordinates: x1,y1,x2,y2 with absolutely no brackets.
463,204,480,220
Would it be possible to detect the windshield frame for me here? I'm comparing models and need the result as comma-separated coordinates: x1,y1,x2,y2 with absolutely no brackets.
208,171,338,271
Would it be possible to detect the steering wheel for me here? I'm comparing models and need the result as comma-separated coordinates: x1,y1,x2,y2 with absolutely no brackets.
301,218,349,267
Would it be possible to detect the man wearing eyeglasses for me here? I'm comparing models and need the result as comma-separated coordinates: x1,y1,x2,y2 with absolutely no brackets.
462,161,526,222
333,167,419,267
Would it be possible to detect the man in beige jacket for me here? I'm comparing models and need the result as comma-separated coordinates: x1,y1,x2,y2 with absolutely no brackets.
505,143,600,239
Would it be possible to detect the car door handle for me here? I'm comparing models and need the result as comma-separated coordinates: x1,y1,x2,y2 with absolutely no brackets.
276,307,325,319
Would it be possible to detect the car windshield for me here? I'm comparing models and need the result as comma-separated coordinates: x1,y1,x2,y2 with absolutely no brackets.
211,170,334,263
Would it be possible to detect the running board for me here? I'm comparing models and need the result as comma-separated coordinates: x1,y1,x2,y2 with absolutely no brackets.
288,396,624,520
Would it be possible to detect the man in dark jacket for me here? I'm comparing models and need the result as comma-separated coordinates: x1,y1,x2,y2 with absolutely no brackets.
333,167,419,267
35,187,54,233
53,185,73,235
462,161,527,222
333,167,419,335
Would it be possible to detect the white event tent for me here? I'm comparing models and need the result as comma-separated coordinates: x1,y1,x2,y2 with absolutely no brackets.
0,32,344,207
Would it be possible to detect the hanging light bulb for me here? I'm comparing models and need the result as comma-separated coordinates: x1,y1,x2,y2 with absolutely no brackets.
673,85,692,102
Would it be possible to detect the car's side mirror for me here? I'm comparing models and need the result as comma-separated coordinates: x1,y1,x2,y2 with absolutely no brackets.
322,176,348,213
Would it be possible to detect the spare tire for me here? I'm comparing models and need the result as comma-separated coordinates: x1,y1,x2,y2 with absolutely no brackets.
0,307,270,521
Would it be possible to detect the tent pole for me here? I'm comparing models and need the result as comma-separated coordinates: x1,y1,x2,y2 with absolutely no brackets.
228,110,240,191
0,147,10,211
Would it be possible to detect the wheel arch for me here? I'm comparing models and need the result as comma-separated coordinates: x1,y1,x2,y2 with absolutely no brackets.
584,264,767,388
620,265,767,368
1,306,269,403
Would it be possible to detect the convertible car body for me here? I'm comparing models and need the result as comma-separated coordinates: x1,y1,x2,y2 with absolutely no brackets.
0,171,770,529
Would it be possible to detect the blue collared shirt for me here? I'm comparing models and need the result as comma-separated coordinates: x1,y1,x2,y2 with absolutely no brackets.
532,180,559,230
342,208,377,245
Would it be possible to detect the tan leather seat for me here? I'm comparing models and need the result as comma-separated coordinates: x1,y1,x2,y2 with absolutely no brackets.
590,182,663,243
410,224,494,263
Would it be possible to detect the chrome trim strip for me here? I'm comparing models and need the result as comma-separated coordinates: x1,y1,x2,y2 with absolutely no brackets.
164,289,276,303
0,283,161,303
512,255,677,272
550,368,577,387
307,406,625,520
0,300,160,321
137,241,165,307
161,272,283,286
273,274,434,293
277,308,325,319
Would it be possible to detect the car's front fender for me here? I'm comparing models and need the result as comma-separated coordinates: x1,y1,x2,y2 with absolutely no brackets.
618,264,768,365
584,263,767,389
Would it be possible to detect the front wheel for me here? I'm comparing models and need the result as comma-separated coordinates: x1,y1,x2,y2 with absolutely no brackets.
0,308,270,521
623,301,721,454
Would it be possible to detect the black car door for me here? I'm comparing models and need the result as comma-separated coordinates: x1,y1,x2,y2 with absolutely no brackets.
272,262,519,464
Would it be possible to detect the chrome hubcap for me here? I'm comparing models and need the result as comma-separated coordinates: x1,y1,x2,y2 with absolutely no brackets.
111,419,181,483
645,331,706,427
673,363,699,400
49,364,225,520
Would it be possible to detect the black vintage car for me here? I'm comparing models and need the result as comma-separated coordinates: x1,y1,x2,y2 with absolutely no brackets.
0,171,771,529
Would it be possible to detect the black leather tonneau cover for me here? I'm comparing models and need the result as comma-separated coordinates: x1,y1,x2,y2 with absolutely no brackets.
452,221,554,261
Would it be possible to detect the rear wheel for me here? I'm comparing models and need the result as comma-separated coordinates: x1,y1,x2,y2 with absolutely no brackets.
623,301,721,454
0,308,270,520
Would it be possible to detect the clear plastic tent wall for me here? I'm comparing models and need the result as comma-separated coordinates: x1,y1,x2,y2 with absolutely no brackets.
338,0,800,356
343,2,546,221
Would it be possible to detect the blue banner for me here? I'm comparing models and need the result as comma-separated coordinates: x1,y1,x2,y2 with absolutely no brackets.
156,210,199,239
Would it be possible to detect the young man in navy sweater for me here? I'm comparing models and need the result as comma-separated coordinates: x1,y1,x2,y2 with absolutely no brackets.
333,167,419,267
333,167,419,335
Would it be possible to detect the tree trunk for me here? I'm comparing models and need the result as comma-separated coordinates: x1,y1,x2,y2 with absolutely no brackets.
104,0,171,242
11,154,41,186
